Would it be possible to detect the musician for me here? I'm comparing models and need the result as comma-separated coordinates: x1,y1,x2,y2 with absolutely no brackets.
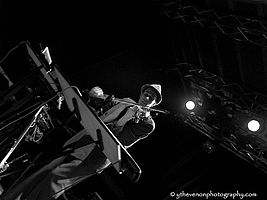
87,83,162,148
1,84,162,200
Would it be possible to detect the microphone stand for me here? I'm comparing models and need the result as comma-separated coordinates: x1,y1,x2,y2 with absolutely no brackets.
0,105,46,173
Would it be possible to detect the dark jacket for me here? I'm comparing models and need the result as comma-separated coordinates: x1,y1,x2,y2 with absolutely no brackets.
89,96,155,148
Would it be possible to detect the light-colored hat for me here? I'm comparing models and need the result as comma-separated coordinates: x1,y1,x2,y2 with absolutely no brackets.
141,84,162,105
89,86,104,98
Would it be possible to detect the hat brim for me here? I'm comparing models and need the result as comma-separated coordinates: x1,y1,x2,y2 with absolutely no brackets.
141,84,162,105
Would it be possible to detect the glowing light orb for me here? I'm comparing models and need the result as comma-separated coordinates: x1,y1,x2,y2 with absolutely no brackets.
185,100,195,110
247,120,260,132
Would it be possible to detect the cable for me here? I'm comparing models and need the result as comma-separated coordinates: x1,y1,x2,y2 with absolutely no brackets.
6,152,43,193
0,101,44,132
0,97,55,132
0,85,83,132
0,41,28,65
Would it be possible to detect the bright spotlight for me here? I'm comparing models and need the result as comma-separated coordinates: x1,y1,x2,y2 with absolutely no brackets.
247,119,260,132
185,100,195,110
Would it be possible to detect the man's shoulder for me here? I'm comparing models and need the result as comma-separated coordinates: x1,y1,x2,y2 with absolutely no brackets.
121,97,136,103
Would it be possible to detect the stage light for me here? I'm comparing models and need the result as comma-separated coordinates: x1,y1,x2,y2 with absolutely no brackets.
247,119,260,132
185,100,195,110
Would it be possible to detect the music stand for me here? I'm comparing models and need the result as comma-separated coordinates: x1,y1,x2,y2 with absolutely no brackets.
54,67,141,183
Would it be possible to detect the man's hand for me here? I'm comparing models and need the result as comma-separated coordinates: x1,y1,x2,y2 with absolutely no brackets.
116,106,138,127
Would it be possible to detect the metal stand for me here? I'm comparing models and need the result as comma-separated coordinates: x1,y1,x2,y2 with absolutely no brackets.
0,105,46,173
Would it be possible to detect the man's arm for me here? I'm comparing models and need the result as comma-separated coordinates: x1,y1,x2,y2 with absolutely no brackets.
113,117,155,148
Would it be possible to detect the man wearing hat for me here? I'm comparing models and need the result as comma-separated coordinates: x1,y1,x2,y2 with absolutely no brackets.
2,84,162,200
98,83,162,148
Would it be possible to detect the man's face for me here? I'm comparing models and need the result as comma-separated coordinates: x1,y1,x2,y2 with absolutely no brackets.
138,88,157,107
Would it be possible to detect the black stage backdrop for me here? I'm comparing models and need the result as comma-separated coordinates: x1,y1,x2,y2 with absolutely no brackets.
1,0,267,199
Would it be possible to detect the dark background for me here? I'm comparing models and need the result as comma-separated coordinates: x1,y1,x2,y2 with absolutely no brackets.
1,0,267,199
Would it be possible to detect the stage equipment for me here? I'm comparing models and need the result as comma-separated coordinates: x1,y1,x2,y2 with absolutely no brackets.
247,119,261,132
161,0,267,48
0,40,150,199
185,100,195,111
0,104,54,173
174,62,267,175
